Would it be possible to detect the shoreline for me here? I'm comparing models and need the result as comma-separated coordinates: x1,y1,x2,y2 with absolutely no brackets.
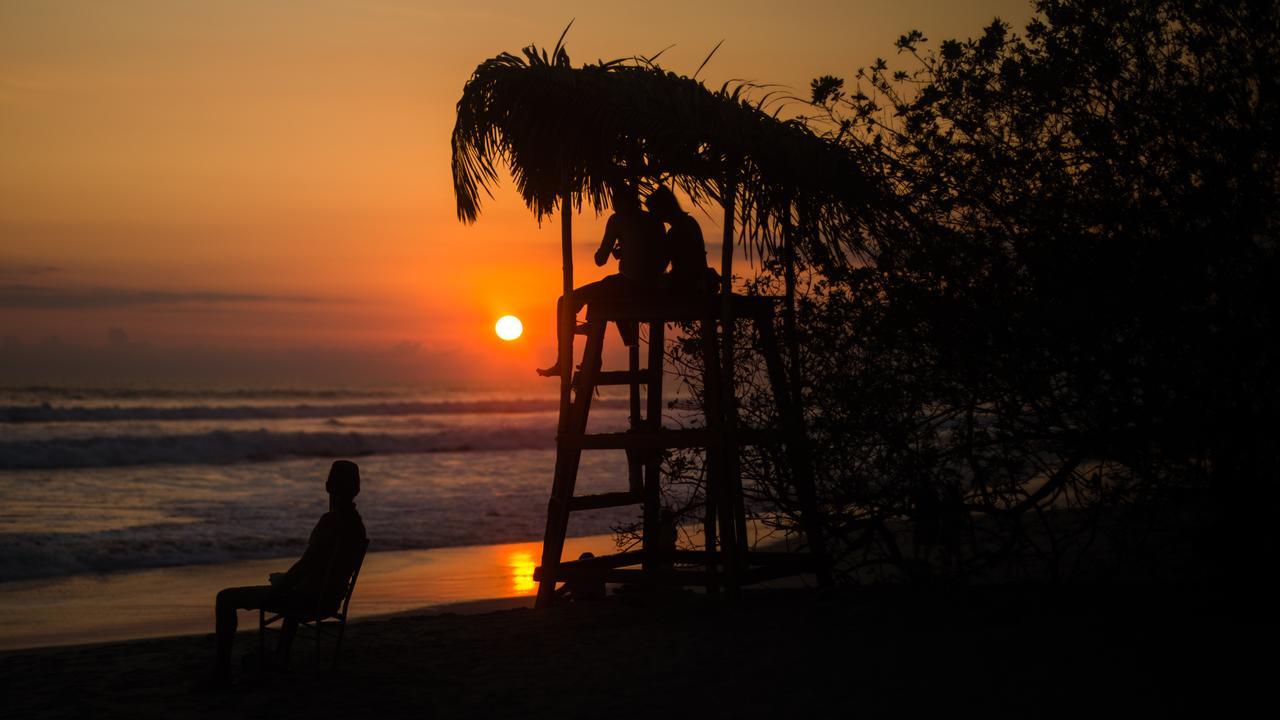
0,533,620,652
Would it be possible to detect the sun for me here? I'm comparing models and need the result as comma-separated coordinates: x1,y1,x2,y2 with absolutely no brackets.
495,315,523,341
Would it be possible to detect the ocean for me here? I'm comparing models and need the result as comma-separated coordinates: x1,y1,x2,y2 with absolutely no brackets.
0,386,642,584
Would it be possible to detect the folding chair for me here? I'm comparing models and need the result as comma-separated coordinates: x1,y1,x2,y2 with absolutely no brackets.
259,537,369,671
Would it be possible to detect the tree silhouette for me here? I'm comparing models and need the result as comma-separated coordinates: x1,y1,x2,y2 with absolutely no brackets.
666,0,1278,583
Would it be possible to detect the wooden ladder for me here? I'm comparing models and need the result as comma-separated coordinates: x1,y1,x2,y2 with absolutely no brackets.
533,294,829,607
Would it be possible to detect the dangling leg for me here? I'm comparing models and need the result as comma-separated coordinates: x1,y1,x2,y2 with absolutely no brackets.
537,295,572,377
537,278,615,377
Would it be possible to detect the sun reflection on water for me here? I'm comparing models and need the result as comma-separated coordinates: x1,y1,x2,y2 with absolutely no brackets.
508,551,537,595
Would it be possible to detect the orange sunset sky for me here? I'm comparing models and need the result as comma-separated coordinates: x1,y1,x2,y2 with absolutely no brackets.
1,0,1030,390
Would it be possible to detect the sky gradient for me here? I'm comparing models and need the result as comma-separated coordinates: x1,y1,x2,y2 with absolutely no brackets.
1,0,1031,388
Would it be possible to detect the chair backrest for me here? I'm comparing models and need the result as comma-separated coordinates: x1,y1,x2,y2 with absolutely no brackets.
337,538,370,618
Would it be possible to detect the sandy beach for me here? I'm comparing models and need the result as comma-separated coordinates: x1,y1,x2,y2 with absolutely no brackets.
1,580,1263,719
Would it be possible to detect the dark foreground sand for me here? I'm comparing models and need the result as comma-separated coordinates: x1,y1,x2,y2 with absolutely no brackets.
2,582,1270,719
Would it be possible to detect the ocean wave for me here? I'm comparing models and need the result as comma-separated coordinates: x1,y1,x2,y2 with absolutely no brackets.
0,426,558,469
0,385,402,401
0,398,625,423
0,514,628,583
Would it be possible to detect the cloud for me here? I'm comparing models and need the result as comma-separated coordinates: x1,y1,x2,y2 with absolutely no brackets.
388,340,423,356
0,263,59,280
0,285,342,309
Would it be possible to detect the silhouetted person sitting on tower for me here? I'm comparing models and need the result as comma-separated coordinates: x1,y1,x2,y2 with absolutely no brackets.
208,460,367,687
646,186,716,295
538,181,668,377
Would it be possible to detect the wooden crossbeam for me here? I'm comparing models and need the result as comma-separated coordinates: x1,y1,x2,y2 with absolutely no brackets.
556,550,646,569
586,301,704,323
550,550,818,570
566,491,642,511
585,294,781,324
559,429,709,450
576,370,652,387
550,549,721,570
535,550,818,585
558,428,777,451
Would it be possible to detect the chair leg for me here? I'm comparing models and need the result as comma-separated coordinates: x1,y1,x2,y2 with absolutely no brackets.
331,621,346,671
276,617,298,671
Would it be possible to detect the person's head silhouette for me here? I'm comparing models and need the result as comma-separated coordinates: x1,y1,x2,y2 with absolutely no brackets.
610,181,640,213
326,460,360,506
645,186,681,220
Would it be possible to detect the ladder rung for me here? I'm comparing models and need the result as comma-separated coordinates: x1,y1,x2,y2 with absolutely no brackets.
578,370,652,387
566,491,641,511
560,429,709,450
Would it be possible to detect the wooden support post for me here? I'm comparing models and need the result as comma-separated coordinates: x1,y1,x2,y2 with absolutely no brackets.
536,320,606,607
536,186,579,609
780,202,829,586
699,301,722,593
756,313,832,588
642,320,665,577
718,172,743,595
628,344,642,427
627,343,644,495
782,200,801,401
557,187,574,435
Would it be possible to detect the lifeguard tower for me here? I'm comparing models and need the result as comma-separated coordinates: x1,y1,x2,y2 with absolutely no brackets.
452,43,870,606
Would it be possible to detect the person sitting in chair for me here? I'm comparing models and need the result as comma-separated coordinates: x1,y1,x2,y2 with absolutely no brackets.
209,460,367,686
537,181,668,377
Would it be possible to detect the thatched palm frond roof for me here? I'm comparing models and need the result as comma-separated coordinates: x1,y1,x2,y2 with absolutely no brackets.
451,44,888,264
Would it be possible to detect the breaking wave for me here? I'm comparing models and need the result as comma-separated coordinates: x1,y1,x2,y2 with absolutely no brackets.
0,398,627,423
0,426,558,469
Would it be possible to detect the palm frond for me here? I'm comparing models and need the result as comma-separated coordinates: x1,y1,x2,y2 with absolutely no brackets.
451,43,901,264
693,39,724,80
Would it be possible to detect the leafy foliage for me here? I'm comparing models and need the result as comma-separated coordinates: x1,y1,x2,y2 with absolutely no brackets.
672,0,1279,583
